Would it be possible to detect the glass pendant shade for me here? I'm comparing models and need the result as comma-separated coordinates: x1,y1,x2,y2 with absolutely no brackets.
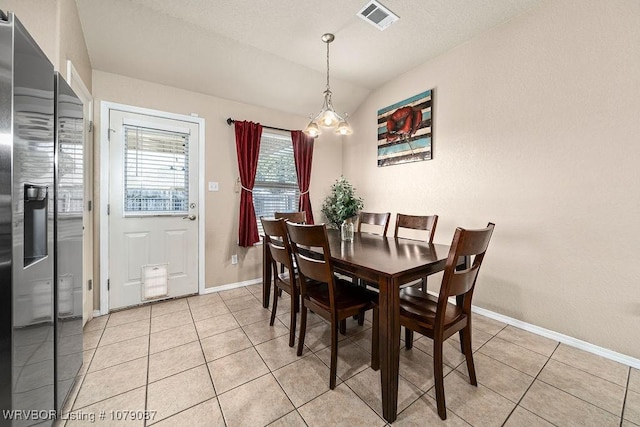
303,33,352,137
336,120,353,135
319,109,339,128
304,121,320,137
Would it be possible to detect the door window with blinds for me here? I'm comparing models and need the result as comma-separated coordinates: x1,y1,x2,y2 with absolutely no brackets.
254,132,299,234
123,124,189,215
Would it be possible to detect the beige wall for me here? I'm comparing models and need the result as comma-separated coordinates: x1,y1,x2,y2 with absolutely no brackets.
344,0,640,358
57,0,92,87
0,0,92,86
91,70,343,306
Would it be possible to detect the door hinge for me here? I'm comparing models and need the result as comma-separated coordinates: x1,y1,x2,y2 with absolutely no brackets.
88,200,92,212
107,279,110,291
107,204,110,215
88,120,94,132
87,279,92,291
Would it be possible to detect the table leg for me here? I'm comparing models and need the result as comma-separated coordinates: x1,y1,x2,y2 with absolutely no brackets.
262,241,272,308
379,276,400,423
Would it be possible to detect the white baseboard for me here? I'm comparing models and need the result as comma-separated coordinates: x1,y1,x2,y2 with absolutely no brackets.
472,305,640,370
423,290,640,369
201,277,262,294
92,310,103,318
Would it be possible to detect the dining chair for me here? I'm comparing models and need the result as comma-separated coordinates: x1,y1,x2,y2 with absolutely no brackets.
394,213,439,291
274,211,306,275
400,222,495,420
260,217,299,347
285,222,379,389
347,211,390,326
394,213,438,242
275,211,306,224
357,211,391,236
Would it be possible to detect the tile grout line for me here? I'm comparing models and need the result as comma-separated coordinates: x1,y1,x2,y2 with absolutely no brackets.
619,366,631,427
143,309,152,427
534,366,628,419
432,319,518,426
186,295,228,427
411,336,499,426
501,341,561,427
61,316,108,421
250,336,299,422
249,307,380,423
266,409,309,427
340,371,400,424
529,345,627,423
484,333,557,359
67,317,110,414
547,356,630,389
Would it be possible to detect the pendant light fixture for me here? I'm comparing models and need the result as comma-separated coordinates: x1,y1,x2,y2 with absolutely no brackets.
303,33,352,137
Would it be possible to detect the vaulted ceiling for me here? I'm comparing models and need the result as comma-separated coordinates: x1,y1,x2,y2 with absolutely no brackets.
76,0,541,117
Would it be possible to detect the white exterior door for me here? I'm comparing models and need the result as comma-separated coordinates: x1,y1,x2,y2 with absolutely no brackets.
108,109,199,310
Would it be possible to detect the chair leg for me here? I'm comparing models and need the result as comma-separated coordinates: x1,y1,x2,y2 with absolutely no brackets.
461,326,477,385
371,307,379,371
270,285,279,326
433,338,447,420
330,319,339,389
297,305,308,356
339,319,346,335
421,276,428,292
288,294,296,348
405,327,414,349
357,311,365,326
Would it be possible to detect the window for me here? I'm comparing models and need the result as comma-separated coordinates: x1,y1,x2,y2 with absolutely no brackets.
123,125,189,214
253,132,298,235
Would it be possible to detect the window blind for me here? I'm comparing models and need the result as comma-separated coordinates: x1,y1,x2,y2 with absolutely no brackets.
124,125,189,214
254,132,299,235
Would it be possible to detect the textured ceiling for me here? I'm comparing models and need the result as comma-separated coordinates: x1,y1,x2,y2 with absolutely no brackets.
76,0,542,117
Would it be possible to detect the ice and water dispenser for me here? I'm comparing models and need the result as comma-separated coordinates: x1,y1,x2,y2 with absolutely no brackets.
24,183,48,266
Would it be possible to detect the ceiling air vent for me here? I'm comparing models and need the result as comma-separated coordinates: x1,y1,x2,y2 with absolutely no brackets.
357,0,399,31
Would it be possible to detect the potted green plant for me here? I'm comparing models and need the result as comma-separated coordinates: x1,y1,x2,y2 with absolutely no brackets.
321,176,364,240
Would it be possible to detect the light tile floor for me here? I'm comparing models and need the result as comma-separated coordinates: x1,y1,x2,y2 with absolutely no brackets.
57,284,640,426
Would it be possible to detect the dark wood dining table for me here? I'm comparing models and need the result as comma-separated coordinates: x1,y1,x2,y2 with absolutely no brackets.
262,229,457,423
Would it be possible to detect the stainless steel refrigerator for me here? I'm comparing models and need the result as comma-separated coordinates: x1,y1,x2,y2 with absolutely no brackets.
0,11,83,425
53,72,84,417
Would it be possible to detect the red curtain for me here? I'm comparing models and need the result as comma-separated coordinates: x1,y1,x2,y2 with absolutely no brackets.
291,130,315,224
235,121,263,246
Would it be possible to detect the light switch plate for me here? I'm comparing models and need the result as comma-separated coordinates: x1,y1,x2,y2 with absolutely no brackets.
208,182,219,192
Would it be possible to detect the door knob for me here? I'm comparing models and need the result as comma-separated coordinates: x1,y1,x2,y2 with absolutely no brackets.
182,215,197,221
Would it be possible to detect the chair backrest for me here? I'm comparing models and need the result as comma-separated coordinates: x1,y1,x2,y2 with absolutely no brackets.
437,223,495,319
394,214,439,243
260,217,296,275
357,211,391,236
275,211,306,224
285,222,337,306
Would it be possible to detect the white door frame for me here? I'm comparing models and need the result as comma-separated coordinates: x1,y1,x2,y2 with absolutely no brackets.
99,101,205,315
66,60,94,324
